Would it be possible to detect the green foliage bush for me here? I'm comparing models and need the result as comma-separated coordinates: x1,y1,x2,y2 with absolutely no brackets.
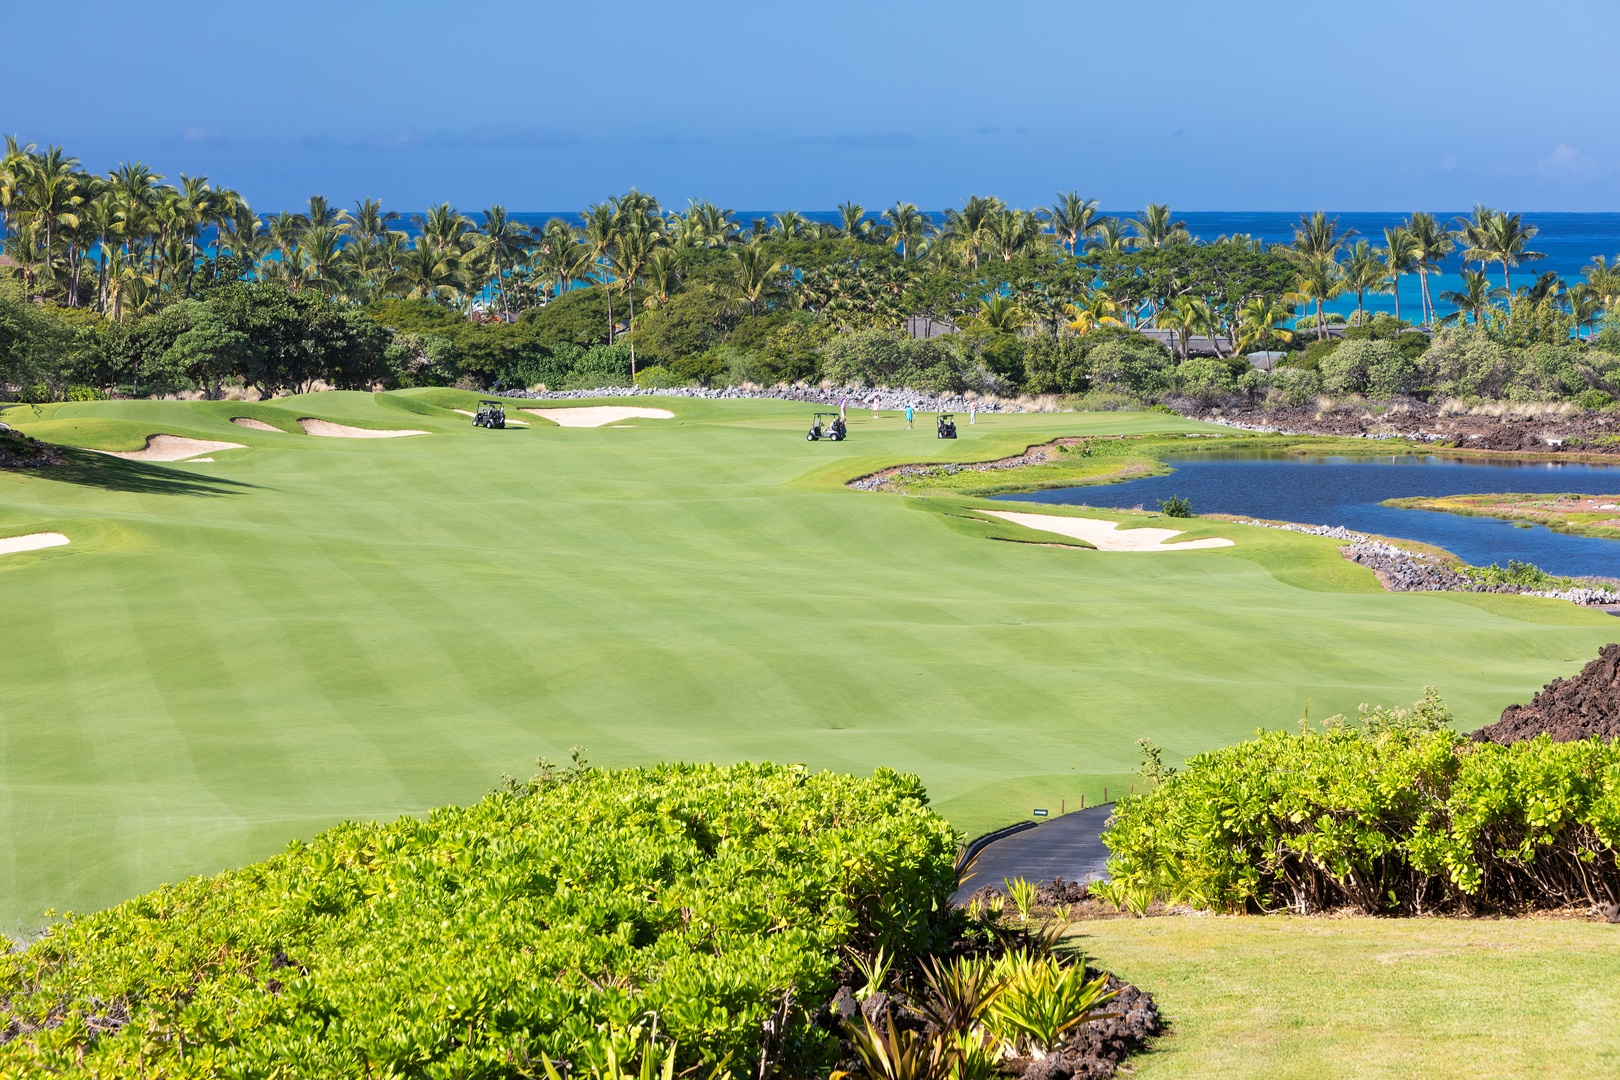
1171,357,1237,404
0,761,958,1078
1103,691,1620,915
819,330,987,393
1320,339,1420,398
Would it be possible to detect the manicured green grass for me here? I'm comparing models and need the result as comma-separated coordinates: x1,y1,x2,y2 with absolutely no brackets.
1073,915,1620,1078
0,392,1615,924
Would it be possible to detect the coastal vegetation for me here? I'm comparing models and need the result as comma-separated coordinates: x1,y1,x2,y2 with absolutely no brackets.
3,141,1618,410
1387,491,1620,540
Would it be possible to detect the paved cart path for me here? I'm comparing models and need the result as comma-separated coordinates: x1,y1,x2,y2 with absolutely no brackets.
953,804,1113,903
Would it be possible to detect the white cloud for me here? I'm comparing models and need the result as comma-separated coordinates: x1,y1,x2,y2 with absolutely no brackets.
1538,143,1598,179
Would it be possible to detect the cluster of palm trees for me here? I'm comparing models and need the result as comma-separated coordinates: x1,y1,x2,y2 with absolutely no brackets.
5,139,1617,357
1282,207,1614,340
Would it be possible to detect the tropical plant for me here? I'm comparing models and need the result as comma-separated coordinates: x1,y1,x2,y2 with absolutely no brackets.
1439,268,1505,325
1128,203,1187,248
1043,191,1101,255
986,951,1119,1056
1341,240,1389,323
1406,211,1452,326
1381,226,1419,323
1284,251,1345,338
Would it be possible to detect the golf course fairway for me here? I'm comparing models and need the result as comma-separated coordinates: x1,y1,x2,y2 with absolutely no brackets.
1,391,1615,925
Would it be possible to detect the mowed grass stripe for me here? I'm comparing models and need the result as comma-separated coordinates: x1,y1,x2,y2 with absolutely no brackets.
0,391,1615,922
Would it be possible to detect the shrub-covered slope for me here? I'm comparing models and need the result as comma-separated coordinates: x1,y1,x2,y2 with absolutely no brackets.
0,762,958,1078
1104,693,1620,915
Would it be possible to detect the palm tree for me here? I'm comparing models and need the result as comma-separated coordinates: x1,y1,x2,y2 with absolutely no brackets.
730,241,780,316
399,237,462,302
1235,296,1296,354
1086,218,1130,253
1565,283,1602,339
1290,211,1350,259
881,202,929,259
83,190,126,311
300,224,347,294
1284,251,1345,339
1065,290,1123,334
1461,206,1545,292
1044,192,1100,255
1128,204,1188,248
1519,271,1563,305
610,211,663,377
941,195,1001,269
771,210,806,240
987,208,1043,262
1155,298,1201,361
837,201,866,239
1438,268,1504,326
350,198,399,242
1380,226,1419,323
966,294,1026,333
1583,256,1620,321
645,248,681,307
1341,241,1388,324
176,174,215,292
1406,212,1452,326
582,201,619,340
475,206,530,318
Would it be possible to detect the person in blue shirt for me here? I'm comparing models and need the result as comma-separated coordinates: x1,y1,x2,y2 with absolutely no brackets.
905,405,914,429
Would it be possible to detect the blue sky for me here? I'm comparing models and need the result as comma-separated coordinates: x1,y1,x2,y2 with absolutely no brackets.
8,0,1619,214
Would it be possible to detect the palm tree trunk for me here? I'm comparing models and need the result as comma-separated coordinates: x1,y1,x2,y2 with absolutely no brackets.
1316,299,1325,340
1392,274,1401,322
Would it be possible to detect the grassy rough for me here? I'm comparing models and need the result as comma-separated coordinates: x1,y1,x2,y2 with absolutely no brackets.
0,394,1614,923
1072,915,1620,1079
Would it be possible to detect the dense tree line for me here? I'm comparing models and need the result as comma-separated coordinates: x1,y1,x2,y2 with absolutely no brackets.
3,138,1619,405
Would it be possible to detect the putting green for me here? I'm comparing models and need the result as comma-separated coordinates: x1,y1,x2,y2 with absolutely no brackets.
1,392,1614,924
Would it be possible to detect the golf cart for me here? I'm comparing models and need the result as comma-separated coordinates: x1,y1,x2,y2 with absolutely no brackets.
807,412,847,441
936,412,958,439
473,400,507,429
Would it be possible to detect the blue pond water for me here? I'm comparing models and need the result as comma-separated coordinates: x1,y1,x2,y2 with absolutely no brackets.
1004,453,1620,579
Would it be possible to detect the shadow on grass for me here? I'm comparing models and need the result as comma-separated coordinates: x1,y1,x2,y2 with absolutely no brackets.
22,448,258,497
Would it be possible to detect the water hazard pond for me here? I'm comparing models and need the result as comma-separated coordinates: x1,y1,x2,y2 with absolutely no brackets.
1003,453,1620,579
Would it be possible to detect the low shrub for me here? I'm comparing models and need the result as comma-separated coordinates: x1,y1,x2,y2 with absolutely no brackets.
1103,691,1620,915
0,761,959,1077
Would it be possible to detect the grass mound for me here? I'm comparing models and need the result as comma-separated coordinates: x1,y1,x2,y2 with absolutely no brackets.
0,762,957,1077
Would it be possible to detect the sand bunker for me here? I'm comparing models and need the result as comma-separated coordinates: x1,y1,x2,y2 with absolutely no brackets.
451,409,528,426
105,435,246,462
0,532,69,556
981,510,1235,552
298,419,427,438
522,406,674,428
231,417,282,432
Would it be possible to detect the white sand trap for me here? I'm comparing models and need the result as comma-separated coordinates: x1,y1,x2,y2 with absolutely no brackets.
231,417,282,432
0,532,69,556
451,409,528,426
982,510,1234,552
105,435,246,461
522,406,674,428
298,419,427,438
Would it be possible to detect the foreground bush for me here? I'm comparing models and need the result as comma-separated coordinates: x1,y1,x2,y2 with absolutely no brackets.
0,761,958,1078
1104,693,1620,915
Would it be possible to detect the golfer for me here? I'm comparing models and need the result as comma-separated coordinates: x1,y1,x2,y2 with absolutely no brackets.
968,401,977,424
905,405,914,429
872,398,880,419
839,395,846,420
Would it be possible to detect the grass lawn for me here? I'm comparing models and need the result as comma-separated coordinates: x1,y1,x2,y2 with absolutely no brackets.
1074,914,1620,1078
1,392,1615,924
